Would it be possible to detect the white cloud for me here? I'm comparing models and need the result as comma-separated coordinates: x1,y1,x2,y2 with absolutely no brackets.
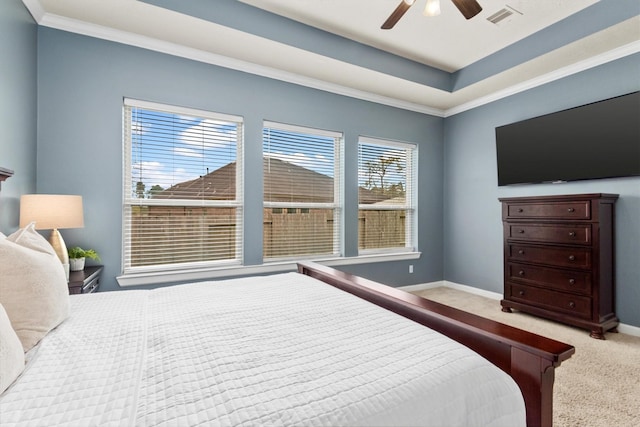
174,147,204,158
179,119,236,150
265,151,329,171
130,120,146,135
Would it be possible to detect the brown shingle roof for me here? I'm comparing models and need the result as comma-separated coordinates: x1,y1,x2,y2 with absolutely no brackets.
155,162,236,200
155,157,388,204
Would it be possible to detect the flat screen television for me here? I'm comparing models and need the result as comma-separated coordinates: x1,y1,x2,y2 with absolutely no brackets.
495,91,640,186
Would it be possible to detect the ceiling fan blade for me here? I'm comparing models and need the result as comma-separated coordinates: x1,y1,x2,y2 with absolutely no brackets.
451,0,483,19
381,0,415,30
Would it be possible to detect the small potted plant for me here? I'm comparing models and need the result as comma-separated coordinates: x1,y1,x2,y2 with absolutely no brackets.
68,246,100,272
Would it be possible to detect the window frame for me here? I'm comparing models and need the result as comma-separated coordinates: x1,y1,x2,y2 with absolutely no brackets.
122,98,244,275
117,111,422,288
357,136,418,255
262,120,344,261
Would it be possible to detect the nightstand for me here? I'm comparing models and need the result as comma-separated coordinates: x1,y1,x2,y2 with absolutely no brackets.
68,265,103,294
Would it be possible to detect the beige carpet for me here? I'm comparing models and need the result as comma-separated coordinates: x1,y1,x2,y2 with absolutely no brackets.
411,287,640,427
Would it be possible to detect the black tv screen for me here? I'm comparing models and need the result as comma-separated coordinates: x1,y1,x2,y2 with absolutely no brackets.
495,91,640,186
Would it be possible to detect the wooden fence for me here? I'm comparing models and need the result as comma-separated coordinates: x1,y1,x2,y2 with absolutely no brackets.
129,206,406,266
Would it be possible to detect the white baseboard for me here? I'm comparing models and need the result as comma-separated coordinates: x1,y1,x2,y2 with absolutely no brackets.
618,323,640,337
399,281,640,338
399,280,502,300
398,281,446,293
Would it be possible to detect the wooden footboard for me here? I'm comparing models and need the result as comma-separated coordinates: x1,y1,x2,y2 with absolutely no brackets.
298,261,575,427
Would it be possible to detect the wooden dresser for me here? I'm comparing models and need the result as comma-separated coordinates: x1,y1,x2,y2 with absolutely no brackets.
499,193,618,339
68,265,103,294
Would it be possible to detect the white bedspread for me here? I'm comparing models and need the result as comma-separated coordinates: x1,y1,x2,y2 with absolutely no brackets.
0,272,525,426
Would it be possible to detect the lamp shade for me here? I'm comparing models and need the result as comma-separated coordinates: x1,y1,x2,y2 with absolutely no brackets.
19,195,84,230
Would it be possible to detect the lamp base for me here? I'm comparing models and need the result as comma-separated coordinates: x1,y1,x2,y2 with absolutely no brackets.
49,228,70,280
61,263,70,281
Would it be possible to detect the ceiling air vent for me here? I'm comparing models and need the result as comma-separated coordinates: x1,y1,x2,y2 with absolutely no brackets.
486,5,522,26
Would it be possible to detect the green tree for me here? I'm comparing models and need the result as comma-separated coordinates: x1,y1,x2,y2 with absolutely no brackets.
365,155,404,195
147,184,164,198
135,181,146,198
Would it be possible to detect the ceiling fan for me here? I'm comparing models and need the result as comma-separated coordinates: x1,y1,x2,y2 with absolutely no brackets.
382,0,483,29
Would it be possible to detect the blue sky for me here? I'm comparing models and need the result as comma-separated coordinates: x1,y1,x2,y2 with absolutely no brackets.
131,109,238,193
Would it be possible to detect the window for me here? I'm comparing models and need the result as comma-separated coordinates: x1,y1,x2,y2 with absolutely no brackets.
358,137,416,253
123,99,243,273
263,122,342,260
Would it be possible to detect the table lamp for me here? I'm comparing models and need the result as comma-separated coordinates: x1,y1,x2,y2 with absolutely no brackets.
19,194,84,279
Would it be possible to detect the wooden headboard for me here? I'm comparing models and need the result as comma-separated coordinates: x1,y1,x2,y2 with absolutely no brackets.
0,167,14,191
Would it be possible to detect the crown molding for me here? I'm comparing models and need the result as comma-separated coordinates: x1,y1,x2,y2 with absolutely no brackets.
445,39,640,117
34,12,446,117
24,1,639,118
21,0,45,22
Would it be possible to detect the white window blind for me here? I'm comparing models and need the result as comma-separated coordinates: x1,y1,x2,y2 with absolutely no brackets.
358,137,417,253
263,121,343,260
123,99,243,273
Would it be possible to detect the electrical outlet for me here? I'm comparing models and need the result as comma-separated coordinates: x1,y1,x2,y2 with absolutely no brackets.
409,264,413,274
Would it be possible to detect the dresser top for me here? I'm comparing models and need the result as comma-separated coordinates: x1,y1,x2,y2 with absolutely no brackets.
499,193,619,203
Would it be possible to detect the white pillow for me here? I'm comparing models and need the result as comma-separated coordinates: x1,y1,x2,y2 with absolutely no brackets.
0,223,69,351
0,303,25,394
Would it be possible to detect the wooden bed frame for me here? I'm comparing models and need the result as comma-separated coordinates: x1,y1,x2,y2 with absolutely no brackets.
298,261,575,427
0,174,570,426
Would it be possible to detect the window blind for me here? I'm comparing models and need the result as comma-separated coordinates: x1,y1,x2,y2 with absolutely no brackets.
358,137,417,252
263,121,343,260
123,99,243,273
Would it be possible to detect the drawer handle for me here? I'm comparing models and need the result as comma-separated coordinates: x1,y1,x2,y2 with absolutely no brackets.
518,229,525,234
568,278,576,285
518,250,525,255
517,208,524,213
569,301,576,309
519,290,525,296
569,231,576,237
518,270,525,276
567,208,575,212
568,255,576,261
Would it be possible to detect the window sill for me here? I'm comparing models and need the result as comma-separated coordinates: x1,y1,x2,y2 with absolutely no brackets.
116,251,421,287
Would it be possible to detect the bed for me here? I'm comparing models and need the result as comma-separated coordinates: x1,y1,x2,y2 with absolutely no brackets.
0,177,573,427
299,262,575,427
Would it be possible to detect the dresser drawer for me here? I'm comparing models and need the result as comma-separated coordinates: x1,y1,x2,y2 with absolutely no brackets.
501,194,618,338
508,244,592,269
507,224,591,245
508,283,591,319
507,262,591,295
82,276,100,294
506,201,591,220
68,266,102,295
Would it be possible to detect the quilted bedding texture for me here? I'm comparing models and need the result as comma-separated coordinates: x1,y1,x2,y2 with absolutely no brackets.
0,272,526,426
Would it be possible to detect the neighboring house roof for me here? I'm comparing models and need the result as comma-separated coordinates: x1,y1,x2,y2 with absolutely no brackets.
155,161,236,200
264,157,333,203
156,157,390,204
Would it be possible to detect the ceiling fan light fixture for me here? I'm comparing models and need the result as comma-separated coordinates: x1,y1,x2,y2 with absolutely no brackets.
423,0,441,17
404,0,417,5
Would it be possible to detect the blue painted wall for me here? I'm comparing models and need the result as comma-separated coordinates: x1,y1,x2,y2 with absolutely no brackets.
0,0,37,231
2,0,638,328
444,53,640,327
35,28,444,291
143,0,451,91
